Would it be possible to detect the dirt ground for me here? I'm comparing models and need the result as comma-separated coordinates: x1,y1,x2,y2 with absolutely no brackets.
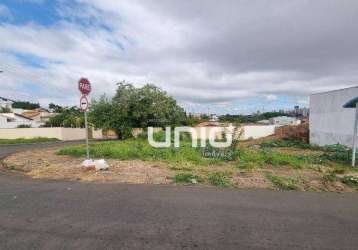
2,148,174,184
2,145,357,192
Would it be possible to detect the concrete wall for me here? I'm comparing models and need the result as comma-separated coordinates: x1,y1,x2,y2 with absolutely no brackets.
60,128,86,141
0,127,103,141
149,125,274,140
132,125,274,141
310,86,358,147
242,125,276,140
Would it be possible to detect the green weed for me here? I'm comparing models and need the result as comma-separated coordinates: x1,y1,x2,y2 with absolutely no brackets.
174,173,202,184
208,172,232,187
341,176,358,187
0,137,59,145
266,174,299,190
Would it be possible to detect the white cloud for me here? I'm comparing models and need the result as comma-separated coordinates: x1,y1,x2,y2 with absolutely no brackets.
265,94,278,101
0,4,12,19
0,0,358,112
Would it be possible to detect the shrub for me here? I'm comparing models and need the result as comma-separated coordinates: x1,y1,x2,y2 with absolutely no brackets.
17,124,31,128
323,173,338,182
208,172,232,187
237,149,313,169
341,176,358,187
266,174,299,190
201,143,238,161
174,173,202,184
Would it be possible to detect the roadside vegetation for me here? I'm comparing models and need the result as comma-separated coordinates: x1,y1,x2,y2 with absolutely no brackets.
0,137,59,145
57,134,358,191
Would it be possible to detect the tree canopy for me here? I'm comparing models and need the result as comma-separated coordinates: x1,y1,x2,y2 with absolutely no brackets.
219,111,287,123
89,82,190,138
12,101,40,110
45,106,84,128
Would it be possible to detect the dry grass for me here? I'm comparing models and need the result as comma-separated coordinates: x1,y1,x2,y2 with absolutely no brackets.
3,138,358,192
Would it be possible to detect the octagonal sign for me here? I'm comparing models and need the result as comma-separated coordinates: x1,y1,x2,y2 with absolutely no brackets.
78,78,91,95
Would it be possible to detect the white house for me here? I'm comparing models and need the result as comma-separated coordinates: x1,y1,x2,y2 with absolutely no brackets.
0,113,34,128
310,86,358,147
0,97,14,110
22,108,58,127
269,116,301,126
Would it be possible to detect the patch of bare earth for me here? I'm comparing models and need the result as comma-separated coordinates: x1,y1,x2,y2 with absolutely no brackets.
233,171,271,189
3,148,174,184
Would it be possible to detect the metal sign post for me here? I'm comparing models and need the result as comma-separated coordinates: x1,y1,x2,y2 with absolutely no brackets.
79,78,91,160
352,105,358,166
84,110,90,159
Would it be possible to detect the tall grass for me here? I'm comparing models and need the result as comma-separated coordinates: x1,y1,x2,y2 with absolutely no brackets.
0,137,59,145
58,139,224,166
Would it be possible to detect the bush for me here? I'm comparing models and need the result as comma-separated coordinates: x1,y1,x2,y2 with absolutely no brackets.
266,174,299,190
174,173,202,184
323,173,338,183
261,139,319,150
237,148,314,169
201,143,238,161
17,124,31,128
341,176,358,187
208,172,232,187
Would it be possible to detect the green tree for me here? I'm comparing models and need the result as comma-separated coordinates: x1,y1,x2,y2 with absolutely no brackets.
89,82,189,139
12,101,40,110
45,106,84,128
48,103,64,113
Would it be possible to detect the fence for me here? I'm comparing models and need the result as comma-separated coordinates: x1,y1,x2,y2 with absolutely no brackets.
0,127,103,141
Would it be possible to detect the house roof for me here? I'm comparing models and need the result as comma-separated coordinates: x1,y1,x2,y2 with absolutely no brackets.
22,108,50,119
0,113,33,120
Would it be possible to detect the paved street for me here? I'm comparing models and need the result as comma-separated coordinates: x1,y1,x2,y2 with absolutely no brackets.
1,144,358,249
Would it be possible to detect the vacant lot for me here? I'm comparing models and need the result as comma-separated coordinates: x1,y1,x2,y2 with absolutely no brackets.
3,136,358,192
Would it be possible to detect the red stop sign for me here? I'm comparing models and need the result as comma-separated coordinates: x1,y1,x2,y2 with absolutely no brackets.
78,78,91,95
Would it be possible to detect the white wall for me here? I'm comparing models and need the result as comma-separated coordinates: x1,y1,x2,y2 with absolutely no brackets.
242,125,276,140
0,127,103,141
310,86,358,147
190,125,275,140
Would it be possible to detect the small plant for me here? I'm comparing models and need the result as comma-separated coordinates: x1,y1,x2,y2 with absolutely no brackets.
17,124,31,128
201,144,238,161
323,173,338,183
174,173,201,184
266,174,299,190
341,176,358,187
208,172,232,187
261,139,319,150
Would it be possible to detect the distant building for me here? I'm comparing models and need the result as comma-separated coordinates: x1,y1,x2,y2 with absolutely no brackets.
21,108,58,127
269,116,301,126
310,86,358,147
257,119,270,125
209,114,219,122
0,113,34,128
0,97,14,110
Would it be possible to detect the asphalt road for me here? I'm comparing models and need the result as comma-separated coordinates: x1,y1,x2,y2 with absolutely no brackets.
1,143,358,249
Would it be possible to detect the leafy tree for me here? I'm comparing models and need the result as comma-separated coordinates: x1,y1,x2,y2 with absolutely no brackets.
89,82,189,139
48,103,64,113
12,101,40,110
220,111,287,123
45,106,84,128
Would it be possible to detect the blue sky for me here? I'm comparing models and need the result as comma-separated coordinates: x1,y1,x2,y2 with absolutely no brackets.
1,1,358,114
